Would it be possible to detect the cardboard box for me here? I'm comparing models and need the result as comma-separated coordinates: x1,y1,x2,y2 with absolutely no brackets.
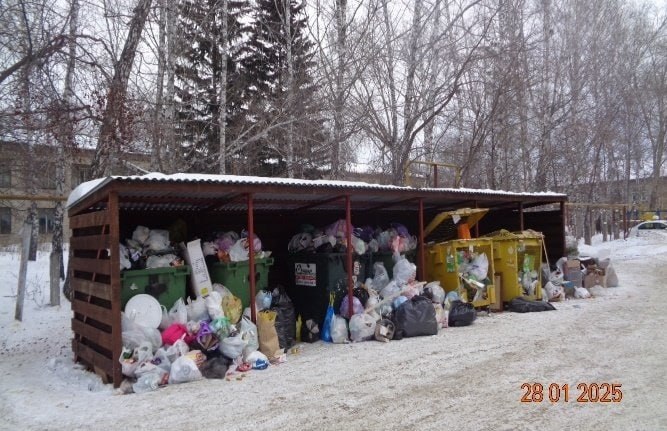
584,272,606,288
490,274,503,311
182,239,213,297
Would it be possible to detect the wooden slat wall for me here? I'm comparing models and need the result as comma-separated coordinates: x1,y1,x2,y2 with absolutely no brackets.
69,204,121,387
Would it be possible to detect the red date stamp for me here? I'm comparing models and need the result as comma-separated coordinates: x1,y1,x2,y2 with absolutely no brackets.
520,383,623,403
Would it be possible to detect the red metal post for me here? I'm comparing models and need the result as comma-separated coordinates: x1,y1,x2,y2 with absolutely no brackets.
247,193,257,323
418,198,425,280
345,194,354,318
623,205,627,239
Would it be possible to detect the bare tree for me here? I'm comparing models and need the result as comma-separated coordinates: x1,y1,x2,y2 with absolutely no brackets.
89,0,153,178
311,0,378,178
633,15,667,209
48,0,80,306
355,0,490,185
150,0,167,172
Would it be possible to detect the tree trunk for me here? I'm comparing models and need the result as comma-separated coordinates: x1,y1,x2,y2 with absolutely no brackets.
422,0,441,165
89,0,154,178
20,61,39,261
164,0,176,174
381,0,399,183
534,0,552,192
285,1,295,178
219,0,229,175
29,203,38,261
151,0,167,172
331,0,347,179
51,0,79,305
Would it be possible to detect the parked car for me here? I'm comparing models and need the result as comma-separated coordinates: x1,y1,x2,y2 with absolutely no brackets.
632,220,667,235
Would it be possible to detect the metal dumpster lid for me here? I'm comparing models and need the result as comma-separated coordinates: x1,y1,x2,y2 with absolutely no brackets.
424,207,489,242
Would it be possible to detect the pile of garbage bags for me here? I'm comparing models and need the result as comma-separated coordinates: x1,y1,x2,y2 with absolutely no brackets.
119,284,297,394
201,229,270,264
288,220,418,255
120,225,184,271
313,253,477,345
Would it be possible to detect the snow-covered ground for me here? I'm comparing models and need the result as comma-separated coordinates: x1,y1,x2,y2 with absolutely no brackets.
1,232,667,430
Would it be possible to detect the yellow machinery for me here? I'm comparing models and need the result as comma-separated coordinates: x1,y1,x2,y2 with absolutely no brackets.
485,230,543,303
424,208,496,309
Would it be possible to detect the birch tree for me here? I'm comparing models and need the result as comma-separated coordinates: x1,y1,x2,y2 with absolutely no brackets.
50,0,80,305
311,0,377,179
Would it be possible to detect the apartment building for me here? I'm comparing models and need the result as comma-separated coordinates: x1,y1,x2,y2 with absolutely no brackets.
0,141,150,246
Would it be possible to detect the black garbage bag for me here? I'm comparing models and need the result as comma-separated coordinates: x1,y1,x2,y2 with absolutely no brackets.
200,356,230,379
353,287,370,307
448,300,476,327
392,295,438,337
271,288,297,350
507,297,556,313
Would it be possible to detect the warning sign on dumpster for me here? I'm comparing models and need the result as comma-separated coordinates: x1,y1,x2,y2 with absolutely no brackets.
295,263,316,286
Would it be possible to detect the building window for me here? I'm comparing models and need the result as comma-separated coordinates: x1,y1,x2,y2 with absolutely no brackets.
38,208,55,234
39,165,57,190
72,164,91,187
0,207,10,234
0,162,10,188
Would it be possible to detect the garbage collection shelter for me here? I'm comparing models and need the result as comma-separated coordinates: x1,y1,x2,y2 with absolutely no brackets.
66,173,567,386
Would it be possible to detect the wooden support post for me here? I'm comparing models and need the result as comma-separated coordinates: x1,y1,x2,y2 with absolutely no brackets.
15,222,31,321
108,191,122,388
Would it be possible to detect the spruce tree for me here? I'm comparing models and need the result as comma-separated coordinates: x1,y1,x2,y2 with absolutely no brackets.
175,0,251,173
242,0,327,178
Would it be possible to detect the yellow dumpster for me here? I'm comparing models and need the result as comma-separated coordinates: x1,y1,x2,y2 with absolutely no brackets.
485,229,543,302
424,208,496,309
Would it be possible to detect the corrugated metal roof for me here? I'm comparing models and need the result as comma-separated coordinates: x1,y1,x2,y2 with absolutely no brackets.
67,173,567,212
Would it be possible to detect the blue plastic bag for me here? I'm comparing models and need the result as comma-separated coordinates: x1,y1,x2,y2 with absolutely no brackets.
321,294,335,342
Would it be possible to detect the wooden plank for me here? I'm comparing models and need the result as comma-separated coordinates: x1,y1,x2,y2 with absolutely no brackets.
108,191,123,388
69,257,111,276
72,299,112,326
69,210,109,229
70,278,111,301
72,340,112,379
71,318,112,348
69,234,111,250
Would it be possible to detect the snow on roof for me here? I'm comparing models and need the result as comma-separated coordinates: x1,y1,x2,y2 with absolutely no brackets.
67,172,566,208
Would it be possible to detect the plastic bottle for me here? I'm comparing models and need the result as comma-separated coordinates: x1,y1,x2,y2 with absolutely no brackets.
446,253,455,272
132,372,161,394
